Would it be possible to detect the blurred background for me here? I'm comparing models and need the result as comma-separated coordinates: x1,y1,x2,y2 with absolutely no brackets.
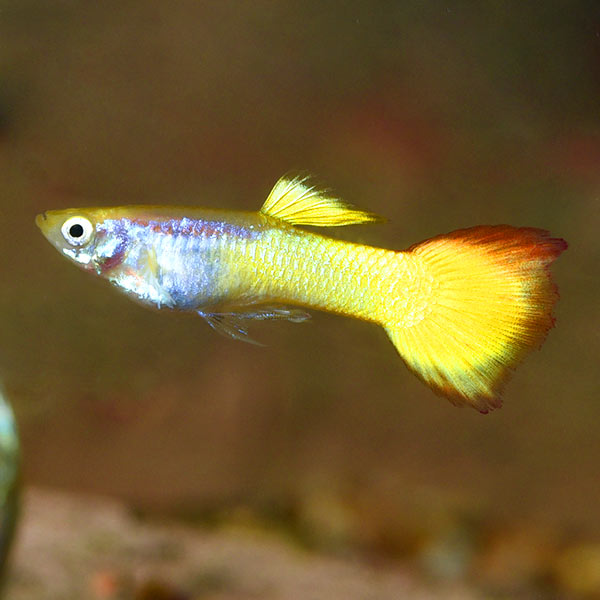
1,1,599,598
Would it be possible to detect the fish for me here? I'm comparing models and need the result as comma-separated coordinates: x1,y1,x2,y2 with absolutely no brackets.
36,174,567,412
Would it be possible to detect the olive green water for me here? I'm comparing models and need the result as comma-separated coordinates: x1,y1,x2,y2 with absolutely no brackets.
0,1,598,590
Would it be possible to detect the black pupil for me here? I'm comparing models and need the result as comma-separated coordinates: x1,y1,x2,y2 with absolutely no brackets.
69,223,84,238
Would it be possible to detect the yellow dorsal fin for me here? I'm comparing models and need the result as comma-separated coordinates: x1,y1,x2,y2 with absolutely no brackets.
260,174,384,227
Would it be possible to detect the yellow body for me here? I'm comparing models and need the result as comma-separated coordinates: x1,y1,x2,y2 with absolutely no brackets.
237,221,420,326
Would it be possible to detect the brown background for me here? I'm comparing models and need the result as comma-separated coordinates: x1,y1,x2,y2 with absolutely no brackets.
0,0,598,547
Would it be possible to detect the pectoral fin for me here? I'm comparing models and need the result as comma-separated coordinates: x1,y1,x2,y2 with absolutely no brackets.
198,306,311,345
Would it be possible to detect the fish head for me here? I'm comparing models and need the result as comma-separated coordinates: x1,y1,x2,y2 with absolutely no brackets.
36,209,100,271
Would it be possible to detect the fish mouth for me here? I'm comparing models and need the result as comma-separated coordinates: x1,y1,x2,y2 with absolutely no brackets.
35,212,48,230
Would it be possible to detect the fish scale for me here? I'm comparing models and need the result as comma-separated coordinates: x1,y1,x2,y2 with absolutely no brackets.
246,224,421,326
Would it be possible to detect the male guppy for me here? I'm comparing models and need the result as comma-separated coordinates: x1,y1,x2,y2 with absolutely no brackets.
36,174,566,412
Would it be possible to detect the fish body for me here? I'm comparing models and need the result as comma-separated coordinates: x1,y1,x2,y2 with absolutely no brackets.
37,205,407,319
37,175,567,411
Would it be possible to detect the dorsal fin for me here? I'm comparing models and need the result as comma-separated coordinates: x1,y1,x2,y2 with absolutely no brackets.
260,174,384,227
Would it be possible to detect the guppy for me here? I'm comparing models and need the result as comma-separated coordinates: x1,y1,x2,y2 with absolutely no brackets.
36,174,566,412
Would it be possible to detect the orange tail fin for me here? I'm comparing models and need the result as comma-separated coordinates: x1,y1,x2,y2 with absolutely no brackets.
386,226,567,412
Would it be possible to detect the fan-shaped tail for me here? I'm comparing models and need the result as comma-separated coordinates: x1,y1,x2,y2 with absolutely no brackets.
385,226,567,412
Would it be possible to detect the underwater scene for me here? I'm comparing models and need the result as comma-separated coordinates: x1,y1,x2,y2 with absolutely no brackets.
0,2,599,598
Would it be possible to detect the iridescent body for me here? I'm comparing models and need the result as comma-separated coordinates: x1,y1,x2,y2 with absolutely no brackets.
37,175,567,411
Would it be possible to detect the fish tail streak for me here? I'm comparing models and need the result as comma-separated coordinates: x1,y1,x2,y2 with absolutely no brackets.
385,226,567,412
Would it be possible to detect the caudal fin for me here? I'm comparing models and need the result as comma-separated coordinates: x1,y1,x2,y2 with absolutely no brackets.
386,226,567,412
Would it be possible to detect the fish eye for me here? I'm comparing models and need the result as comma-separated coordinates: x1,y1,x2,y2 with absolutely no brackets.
61,216,94,246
